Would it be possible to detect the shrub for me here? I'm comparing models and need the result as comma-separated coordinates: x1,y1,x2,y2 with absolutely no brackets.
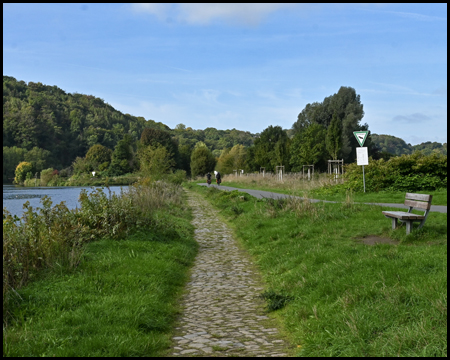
40,168,54,186
14,162,34,184
342,153,447,192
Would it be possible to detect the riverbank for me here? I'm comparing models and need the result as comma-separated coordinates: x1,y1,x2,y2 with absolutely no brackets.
3,180,198,357
20,173,140,187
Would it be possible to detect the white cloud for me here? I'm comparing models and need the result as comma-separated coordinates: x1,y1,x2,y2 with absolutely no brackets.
131,3,297,25
130,3,171,20
392,113,431,124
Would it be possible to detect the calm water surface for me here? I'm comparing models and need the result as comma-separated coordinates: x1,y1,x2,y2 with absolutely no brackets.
3,185,126,218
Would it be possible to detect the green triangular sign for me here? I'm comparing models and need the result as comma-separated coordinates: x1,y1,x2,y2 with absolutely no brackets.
353,131,368,147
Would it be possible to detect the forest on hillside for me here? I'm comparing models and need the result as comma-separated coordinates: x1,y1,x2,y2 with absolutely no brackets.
3,76,446,183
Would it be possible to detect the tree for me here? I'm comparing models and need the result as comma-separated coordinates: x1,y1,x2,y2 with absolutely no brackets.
253,125,289,172
190,146,216,177
290,123,326,171
216,144,247,174
14,161,34,184
108,134,135,176
326,112,342,160
140,128,179,168
85,144,113,170
139,145,175,180
24,146,52,174
3,146,27,183
292,86,365,163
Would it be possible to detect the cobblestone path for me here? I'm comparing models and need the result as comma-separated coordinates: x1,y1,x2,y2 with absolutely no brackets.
170,190,290,357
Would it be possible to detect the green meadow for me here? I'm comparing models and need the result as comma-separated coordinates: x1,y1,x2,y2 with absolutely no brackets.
186,182,447,357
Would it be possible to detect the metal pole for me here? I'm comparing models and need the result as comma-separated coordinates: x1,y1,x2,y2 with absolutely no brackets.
362,165,366,193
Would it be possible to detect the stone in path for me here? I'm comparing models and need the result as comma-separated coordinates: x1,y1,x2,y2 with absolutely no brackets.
170,190,290,357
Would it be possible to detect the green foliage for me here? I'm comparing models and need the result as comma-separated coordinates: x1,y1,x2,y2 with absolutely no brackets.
85,144,112,169
342,152,447,192
292,86,366,163
253,125,290,171
140,128,178,160
3,146,52,183
108,135,135,176
371,134,412,156
290,123,326,170
72,156,93,175
216,144,247,175
326,111,342,160
3,76,155,171
14,161,34,184
138,145,175,180
412,141,447,155
190,146,216,177
39,168,54,186
165,169,187,185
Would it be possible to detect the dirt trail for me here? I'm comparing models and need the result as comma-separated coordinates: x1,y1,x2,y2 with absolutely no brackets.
170,190,290,357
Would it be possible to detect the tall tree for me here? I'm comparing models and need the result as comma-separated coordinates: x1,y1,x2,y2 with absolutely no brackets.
292,86,365,163
326,112,342,160
108,134,135,176
290,123,326,171
139,145,175,179
190,146,216,177
253,125,289,172
216,144,247,175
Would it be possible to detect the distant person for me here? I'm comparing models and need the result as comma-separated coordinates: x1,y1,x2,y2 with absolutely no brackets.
214,170,221,185
206,172,212,186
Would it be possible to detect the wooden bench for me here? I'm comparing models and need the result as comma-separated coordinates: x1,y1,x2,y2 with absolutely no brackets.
382,193,433,234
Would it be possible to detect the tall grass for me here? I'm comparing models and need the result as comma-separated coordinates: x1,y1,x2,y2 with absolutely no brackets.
3,180,185,321
221,172,340,193
217,172,447,205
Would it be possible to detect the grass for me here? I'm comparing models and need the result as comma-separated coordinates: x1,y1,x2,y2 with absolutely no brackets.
208,173,447,206
3,181,198,357
3,215,197,357
186,182,447,357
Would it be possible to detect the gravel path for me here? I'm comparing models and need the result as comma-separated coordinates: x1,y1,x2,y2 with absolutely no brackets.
170,190,290,357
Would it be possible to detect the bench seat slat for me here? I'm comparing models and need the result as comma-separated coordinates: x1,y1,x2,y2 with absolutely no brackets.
405,193,432,202
404,199,431,210
382,211,425,220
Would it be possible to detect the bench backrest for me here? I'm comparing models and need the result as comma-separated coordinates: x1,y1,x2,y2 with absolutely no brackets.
404,193,433,211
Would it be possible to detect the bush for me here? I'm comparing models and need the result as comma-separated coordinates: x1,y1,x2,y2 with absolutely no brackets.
166,169,187,185
72,156,93,175
40,168,54,186
14,162,34,184
342,153,447,192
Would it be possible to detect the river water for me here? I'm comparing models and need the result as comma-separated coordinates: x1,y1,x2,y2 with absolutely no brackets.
3,185,126,218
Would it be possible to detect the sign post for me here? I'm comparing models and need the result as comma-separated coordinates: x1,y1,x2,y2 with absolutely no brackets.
353,131,369,192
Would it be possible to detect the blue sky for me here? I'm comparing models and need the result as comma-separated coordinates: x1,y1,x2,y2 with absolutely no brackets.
3,3,447,145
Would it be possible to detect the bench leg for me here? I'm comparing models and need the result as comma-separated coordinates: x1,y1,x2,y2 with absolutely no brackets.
405,221,412,235
391,218,398,230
